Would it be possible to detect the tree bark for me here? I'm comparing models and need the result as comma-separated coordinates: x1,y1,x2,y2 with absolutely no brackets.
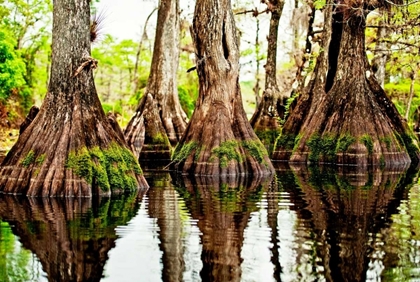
0,0,148,196
170,0,274,176
250,0,285,156
125,0,187,162
273,1,419,167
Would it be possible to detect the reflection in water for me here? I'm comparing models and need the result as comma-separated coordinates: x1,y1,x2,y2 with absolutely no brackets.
0,166,419,281
0,192,143,282
286,165,416,282
173,174,273,282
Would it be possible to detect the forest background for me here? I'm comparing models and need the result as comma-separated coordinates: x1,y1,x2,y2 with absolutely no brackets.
0,0,418,155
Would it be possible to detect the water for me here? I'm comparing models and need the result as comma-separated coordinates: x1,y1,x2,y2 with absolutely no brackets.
0,165,419,281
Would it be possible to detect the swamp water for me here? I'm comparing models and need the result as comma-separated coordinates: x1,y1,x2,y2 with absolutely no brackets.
0,164,419,282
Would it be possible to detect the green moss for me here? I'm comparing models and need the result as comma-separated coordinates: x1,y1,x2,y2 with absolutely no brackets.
398,132,419,161
380,155,385,169
172,141,198,162
211,140,242,168
35,154,46,165
307,134,337,163
21,150,35,167
66,142,143,192
275,133,296,151
336,134,356,153
151,132,169,145
242,139,268,164
255,129,280,155
360,134,374,154
380,136,392,150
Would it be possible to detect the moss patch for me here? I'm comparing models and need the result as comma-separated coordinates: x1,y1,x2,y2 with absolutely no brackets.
274,133,297,151
336,134,356,153
66,142,142,192
211,140,242,168
398,132,420,162
172,141,198,162
255,129,280,155
21,150,35,167
360,134,373,154
380,136,392,150
242,139,268,164
307,134,337,163
151,132,170,145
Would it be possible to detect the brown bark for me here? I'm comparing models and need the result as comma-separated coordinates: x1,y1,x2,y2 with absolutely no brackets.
0,193,142,281
0,0,148,196
125,0,187,162
272,0,419,167
171,0,274,176
250,0,285,155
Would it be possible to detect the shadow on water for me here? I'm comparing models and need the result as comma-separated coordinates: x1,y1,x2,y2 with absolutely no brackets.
0,191,145,282
279,164,418,282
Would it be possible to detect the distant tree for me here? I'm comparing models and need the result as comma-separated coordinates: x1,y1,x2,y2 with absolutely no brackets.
0,0,148,196
250,0,286,155
170,0,274,176
273,0,419,167
124,0,188,162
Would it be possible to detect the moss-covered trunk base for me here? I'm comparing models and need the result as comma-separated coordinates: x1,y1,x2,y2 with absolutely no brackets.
125,94,172,162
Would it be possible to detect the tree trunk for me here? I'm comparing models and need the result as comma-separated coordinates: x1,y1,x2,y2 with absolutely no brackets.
170,0,274,176
125,0,187,162
273,2,419,167
0,0,148,196
250,0,285,156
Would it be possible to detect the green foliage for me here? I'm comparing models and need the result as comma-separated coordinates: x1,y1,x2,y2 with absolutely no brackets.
0,29,26,102
211,140,242,168
66,142,142,192
314,0,326,9
360,134,374,154
178,86,196,118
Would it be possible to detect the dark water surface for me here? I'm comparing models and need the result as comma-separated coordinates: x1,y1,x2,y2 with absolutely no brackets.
0,165,419,281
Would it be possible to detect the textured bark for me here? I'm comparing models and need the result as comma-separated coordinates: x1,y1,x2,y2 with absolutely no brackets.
250,0,285,155
171,0,274,176
125,0,187,162
0,193,142,281
273,1,419,167
0,0,148,196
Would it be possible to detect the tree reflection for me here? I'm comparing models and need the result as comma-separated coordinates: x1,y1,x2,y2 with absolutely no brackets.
287,165,413,282
174,174,272,282
146,172,186,282
0,192,143,282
